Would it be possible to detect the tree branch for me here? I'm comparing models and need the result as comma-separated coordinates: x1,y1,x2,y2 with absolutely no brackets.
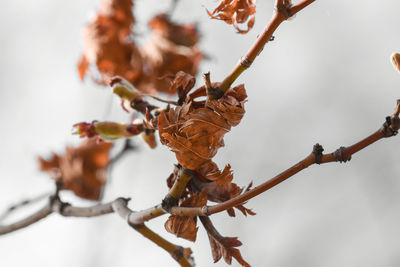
0,196,193,266
219,0,316,93
0,192,52,222
0,202,52,236
169,100,400,217
112,199,193,267
162,167,195,212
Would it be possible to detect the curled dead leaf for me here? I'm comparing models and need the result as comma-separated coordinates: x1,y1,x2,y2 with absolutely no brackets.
158,78,247,172
207,0,256,34
207,84,247,126
164,71,196,105
164,190,207,242
158,101,231,170
200,216,250,266
197,161,233,184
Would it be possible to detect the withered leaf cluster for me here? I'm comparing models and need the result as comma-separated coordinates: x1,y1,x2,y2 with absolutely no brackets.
158,80,247,183
39,139,112,200
207,0,256,34
160,71,254,265
72,1,257,265
78,0,203,94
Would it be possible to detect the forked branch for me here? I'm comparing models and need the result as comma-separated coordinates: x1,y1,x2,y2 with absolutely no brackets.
0,196,193,267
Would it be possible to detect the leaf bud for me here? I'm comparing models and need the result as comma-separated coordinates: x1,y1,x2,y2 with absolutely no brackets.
110,76,142,112
73,121,139,141
391,53,400,73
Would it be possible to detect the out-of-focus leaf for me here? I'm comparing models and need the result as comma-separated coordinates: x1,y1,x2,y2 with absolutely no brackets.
38,139,112,200
79,3,204,95
139,14,203,94
79,0,143,85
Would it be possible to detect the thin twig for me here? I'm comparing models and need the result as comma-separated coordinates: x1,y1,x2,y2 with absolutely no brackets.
128,204,165,225
0,203,52,235
0,192,52,222
219,0,316,93
141,94,178,106
112,199,193,267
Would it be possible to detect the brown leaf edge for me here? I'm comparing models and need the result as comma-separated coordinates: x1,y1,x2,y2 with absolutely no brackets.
200,216,250,266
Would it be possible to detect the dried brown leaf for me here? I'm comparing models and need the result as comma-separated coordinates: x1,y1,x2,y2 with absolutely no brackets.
139,14,203,94
165,215,198,242
38,139,112,200
78,0,143,86
165,71,196,105
207,84,247,126
207,0,256,34
207,233,250,266
164,190,207,242
147,13,199,47
158,101,231,170
197,161,233,184
201,216,250,266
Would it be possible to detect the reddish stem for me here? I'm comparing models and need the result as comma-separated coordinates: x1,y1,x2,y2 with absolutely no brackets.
219,0,316,92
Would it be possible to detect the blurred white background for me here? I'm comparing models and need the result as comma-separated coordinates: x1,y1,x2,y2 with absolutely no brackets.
1,0,400,266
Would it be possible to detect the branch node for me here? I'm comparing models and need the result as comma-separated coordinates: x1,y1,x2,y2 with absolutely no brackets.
201,206,209,216
239,56,253,69
118,197,132,204
203,70,224,100
312,143,324,164
50,196,70,214
382,116,399,137
203,72,212,90
334,146,351,163
206,86,224,101
171,246,184,262
162,194,179,213
275,0,293,19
